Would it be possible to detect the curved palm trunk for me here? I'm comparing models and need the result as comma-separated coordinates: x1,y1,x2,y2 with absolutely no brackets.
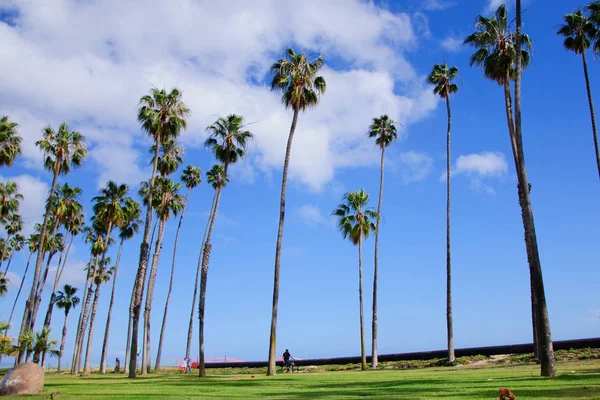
128,142,161,378
82,282,102,376
99,238,125,374
71,257,97,374
155,190,190,371
3,253,14,274
371,146,385,369
186,192,217,359
581,51,600,179
198,186,223,377
57,309,70,373
267,107,300,376
43,237,71,329
31,250,56,335
18,166,59,363
514,1,555,377
445,93,455,363
6,251,33,336
358,235,367,371
142,218,167,374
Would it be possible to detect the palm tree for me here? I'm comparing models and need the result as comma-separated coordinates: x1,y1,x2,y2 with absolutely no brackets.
0,116,22,167
465,3,556,377
198,116,253,377
427,64,459,364
332,189,378,371
82,257,113,376
18,123,86,364
0,181,23,221
142,177,184,374
152,139,184,177
366,115,398,368
33,327,59,368
186,165,228,360
4,233,26,274
43,184,84,330
0,272,8,297
1,213,23,271
557,9,600,179
589,1,600,49
129,88,189,378
55,284,80,372
267,48,326,375
101,198,141,374
155,165,201,370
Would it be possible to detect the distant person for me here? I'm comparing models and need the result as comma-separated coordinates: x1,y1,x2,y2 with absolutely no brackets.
185,357,192,374
283,349,295,372
181,358,187,373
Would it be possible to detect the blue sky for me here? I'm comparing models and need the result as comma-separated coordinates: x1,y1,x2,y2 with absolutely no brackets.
0,0,598,368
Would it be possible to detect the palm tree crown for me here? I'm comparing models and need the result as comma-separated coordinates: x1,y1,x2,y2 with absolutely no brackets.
368,115,399,149
153,177,184,221
119,199,142,242
332,189,379,245
55,285,80,316
558,9,599,55
463,5,532,85
182,165,202,190
205,114,254,168
427,64,460,98
36,123,87,176
0,181,23,220
92,181,129,232
0,116,22,167
587,1,600,53
152,139,184,177
206,165,229,190
270,48,327,111
138,88,190,144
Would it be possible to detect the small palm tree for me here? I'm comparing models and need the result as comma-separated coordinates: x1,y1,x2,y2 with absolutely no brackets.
129,88,189,378
366,115,398,368
142,177,184,374
0,181,23,221
427,63,459,364
332,189,378,371
557,9,600,179
0,321,17,357
55,285,80,372
198,116,253,377
18,122,87,364
156,165,201,370
186,164,228,359
0,116,22,167
102,198,141,374
267,48,326,376
33,327,59,368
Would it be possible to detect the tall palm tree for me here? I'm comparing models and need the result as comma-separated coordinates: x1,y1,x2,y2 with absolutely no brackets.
43,184,84,329
18,122,87,364
82,257,113,376
427,64,459,364
557,9,600,179
198,116,253,377
465,3,556,377
267,48,326,375
186,165,228,360
101,198,141,374
155,165,201,370
0,181,23,221
332,189,378,371
366,115,398,368
142,177,184,374
55,284,80,372
0,116,22,167
6,235,39,335
129,88,189,378
1,213,23,270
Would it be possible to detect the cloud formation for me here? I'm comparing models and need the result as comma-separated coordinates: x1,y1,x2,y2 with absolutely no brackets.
448,151,508,194
440,36,463,53
398,151,434,183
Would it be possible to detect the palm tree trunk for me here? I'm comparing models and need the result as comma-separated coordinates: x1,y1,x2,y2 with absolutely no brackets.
155,190,190,371
267,107,300,376
445,93,455,364
186,191,217,359
82,282,102,376
58,309,70,373
43,243,68,329
31,250,55,335
128,141,161,378
142,218,167,375
530,271,540,359
41,351,47,368
124,285,134,374
515,0,556,377
72,257,97,374
581,51,600,179
70,258,91,374
371,146,385,369
6,251,33,337
358,235,367,371
3,252,14,274
100,238,125,374
19,166,59,362
198,186,223,377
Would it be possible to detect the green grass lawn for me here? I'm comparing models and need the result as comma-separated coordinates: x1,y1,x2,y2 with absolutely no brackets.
2,359,599,399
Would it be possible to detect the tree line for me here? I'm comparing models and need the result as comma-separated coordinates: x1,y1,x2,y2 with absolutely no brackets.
1,1,599,379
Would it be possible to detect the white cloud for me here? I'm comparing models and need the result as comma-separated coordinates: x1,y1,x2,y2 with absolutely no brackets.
398,151,434,183
296,204,330,226
0,0,438,191
440,36,463,53
485,0,506,14
423,0,456,11
4,271,21,293
448,151,509,194
55,259,88,288
0,174,49,235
